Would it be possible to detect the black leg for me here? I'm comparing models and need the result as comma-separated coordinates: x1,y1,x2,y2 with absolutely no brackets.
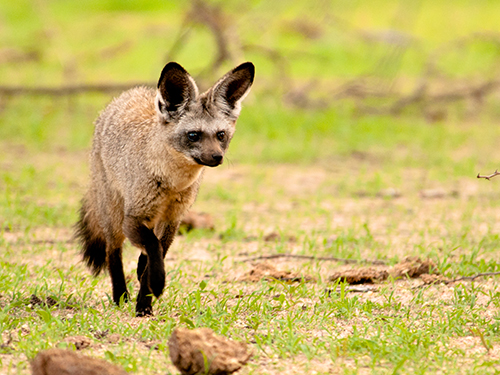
134,221,180,317
135,265,153,317
123,216,165,316
107,247,129,305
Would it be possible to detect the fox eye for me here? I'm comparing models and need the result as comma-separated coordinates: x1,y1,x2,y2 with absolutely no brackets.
216,131,225,141
187,131,200,142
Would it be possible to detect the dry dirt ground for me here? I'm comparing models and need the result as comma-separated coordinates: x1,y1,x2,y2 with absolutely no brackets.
1,161,500,374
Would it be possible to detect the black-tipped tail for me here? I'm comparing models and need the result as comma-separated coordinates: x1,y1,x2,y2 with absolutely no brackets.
75,202,107,276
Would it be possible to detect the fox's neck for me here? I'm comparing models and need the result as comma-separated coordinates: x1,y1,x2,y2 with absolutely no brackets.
147,145,203,192
167,161,204,192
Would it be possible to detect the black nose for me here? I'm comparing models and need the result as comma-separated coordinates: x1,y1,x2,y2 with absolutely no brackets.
212,154,223,163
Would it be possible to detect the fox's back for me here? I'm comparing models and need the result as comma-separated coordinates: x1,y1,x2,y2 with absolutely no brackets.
93,86,157,152
91,87,160,191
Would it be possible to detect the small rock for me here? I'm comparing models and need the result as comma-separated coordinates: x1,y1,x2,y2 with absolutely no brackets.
377,188,401,199
179,211,215,233
263,232,281,242
326,285,378,296
106,333,122,344
93,330,109,340
168,327,251,375
61,336,91,350
28,295,58,308
29,295,43,306
31,348,127,375
143,340,160,350
45,297,58,307
419,189,458,199
262,232,297,243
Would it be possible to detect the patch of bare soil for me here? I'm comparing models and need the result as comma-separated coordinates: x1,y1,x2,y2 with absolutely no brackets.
2,227,73,245
237,262,315,283
168,327,251,375
31,348,127,375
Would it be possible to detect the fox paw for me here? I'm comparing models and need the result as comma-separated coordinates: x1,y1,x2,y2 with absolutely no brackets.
135,295,153,317
113,290,130,306
135,304,153,317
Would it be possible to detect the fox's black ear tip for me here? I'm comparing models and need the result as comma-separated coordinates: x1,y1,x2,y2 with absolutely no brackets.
158,62,189,88
240,61,254,69
233,62,255,81
163,61,186,71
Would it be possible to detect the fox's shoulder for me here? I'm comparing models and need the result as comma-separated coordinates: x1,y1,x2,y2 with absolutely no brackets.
101,86,157,125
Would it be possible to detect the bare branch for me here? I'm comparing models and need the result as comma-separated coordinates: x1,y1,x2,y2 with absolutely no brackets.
164,22,193,63
477,169,500,180
240,253,386,265
0,83,152,97
415,271,500,288
444,271,500,283
188,0,236,73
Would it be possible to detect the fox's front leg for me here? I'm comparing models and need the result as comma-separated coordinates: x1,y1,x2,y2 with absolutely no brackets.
137,221,178,279
123,216,165,316
155,221,179,258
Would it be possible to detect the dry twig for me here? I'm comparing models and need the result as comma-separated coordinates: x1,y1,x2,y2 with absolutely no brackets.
444,271,500,283
240,253,386,265
415,271,500,289
188,0,240,73
477,169,500,180
0,83,151,97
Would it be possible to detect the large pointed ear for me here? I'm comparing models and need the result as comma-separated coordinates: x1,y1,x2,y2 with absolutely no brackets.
155,62,199,123
210,62,255,120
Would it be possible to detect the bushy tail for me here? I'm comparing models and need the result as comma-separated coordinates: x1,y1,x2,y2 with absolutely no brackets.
75,198,107,276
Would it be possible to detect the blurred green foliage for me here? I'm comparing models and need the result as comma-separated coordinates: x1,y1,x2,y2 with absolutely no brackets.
1,0,500,170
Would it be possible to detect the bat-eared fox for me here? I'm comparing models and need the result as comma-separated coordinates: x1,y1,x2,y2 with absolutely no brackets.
75,61,254,316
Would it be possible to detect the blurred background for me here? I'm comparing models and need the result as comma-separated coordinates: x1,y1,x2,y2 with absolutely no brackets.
2,0,500,228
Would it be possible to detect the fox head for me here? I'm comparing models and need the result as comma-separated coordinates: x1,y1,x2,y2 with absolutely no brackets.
155,62,254,167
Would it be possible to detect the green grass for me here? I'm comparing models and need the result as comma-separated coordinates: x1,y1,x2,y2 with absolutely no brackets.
2,234,500,374
4,157,500,374
2,0,500,374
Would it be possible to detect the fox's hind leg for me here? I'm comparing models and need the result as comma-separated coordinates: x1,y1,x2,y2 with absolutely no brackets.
77,192,129,306
107,244,129,305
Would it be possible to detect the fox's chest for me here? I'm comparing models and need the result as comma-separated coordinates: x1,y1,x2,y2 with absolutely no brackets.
167,166,203,192
151,174,200,226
